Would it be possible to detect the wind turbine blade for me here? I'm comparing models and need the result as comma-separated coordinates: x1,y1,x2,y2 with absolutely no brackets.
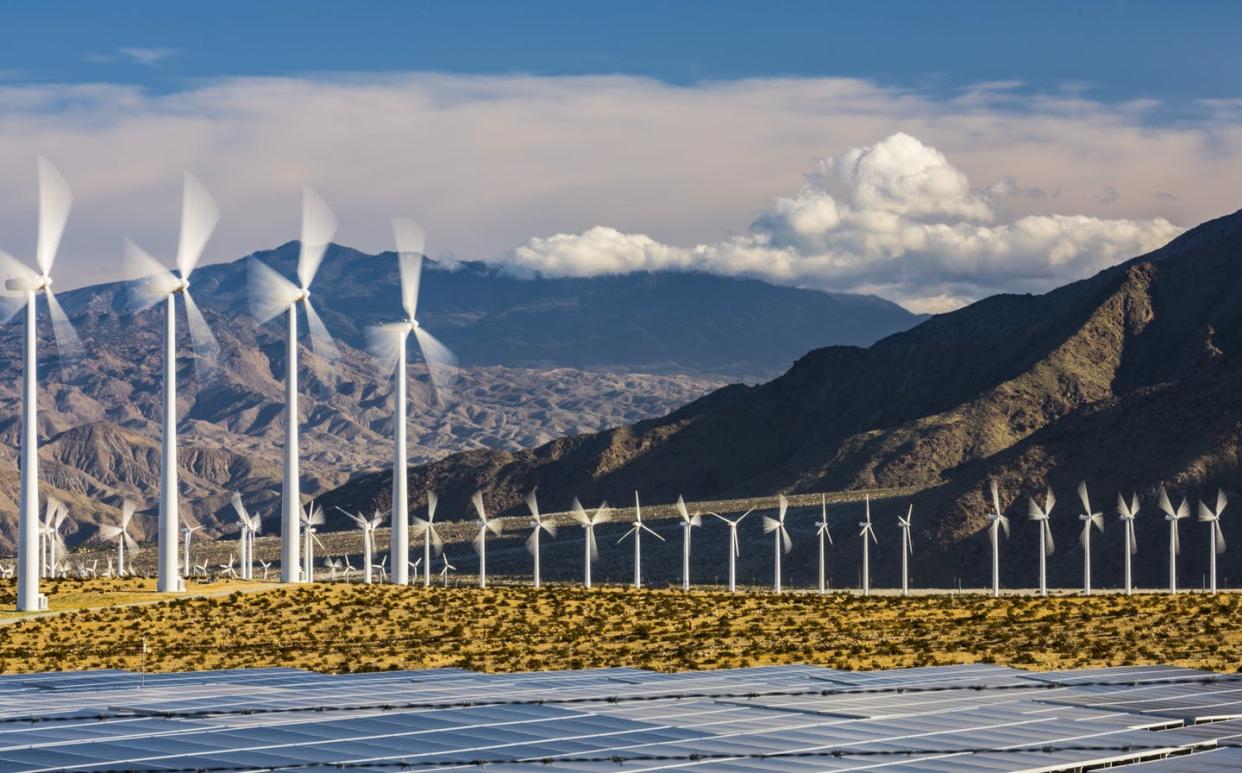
542,520,557,538
1126,521,1136,554
1044,524,1055,556
1028,497,1043,520
524,490,540,519
364,323,406,376
121,238,177,311
1076,481,1090,515
182,290,221,376
471,490,486,522
412,324,458,400
588,527,599,561
525,528,540,556
592,503,610,525
36,157,73,276
571,497,589,526
778,493,788,523
427,490,438,521
999,514,1010,538
1130,493,1139,518
1116,492,1130,519
176,172,219,279
990,479,1001,517
1218,489,1228,515
1045,487,1056,514
230,492,249,522
1171,522,1180,555
762,515,779,533
121,500,136,527
0,252,32,325
1215,522,1227,555
1157,486,1175,517
617,526,635,544
393,219,426,320
1199,501,1215,522
676,495,689,523
1079,521,1090,550
44,289,84,363
641,523,665,541
781,526,792,554
297,186,336,289
302,298,338,360
737,507,755,523
247,259,299,324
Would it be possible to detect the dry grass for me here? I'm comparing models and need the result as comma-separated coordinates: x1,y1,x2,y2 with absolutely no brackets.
0,580,1239,676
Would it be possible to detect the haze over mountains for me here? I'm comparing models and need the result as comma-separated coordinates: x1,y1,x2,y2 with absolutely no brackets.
0,243,920,550
323,210,1242,589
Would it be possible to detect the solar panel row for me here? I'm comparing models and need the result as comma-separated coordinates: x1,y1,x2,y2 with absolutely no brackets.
0,663,1237,771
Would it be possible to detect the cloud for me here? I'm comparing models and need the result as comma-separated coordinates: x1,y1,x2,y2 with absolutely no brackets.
85,47,177,66
0,72,1235,299
511,134,1182,314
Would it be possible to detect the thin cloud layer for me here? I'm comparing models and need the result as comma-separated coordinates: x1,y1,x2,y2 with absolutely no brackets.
0,73,1235,301
512,133,1183,312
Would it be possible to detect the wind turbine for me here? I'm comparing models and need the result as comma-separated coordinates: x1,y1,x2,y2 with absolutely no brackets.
412,492,444,587
100,502,139,577
619,492,664,588
43,499,68,580
124,173,221,594
711,508,753,593
571,498,609,588
338,507,383,584
0,158,82,611
1027,487,1056,596
897,504,913,596
816,495,834,594
231,493,260,580
1157,486,1189,593
440,554,455,587
523,490,557,588
181,517,204,580
858,495,877,595
247,187,338,583
301,502,326,582
762,495,793,593
470,491,504,588
1198,489,1228,595
986,480,1009,597
1117,492,1139,595
1077,482,1104,595
365,219,458,585
675,495,701,591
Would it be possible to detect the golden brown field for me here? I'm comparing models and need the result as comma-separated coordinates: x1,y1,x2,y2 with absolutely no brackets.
0,579,1239,676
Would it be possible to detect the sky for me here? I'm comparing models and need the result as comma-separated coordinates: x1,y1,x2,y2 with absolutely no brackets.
1,1,1240,312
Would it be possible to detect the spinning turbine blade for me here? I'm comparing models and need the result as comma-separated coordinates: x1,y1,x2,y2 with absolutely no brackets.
297,186,336,289
182,290,221,374
123,239,178,311
412,324,459,399
365,323,408,376
247,259,300,324
1044,524,1055,556
302,298,338,360
393,218,426,320
1077,481,1091,515
36,157,72,276
176,172,220,279
44,289,84,362
990,479,1001,518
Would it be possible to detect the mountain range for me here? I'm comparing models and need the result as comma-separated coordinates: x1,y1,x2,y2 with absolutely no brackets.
0,244,920,551
319,209,1242,590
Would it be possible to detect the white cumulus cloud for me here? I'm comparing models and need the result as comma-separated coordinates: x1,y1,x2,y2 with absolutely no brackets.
509,133,1183,313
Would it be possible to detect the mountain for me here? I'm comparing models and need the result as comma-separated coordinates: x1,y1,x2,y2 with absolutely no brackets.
320,210,1242,590
0,244,919,551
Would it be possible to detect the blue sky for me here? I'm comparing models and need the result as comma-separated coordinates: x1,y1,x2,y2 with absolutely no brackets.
1,2,1240,311
5,0,1240,106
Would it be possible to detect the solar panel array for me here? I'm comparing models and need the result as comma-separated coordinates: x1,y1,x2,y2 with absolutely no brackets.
0,663,1239,770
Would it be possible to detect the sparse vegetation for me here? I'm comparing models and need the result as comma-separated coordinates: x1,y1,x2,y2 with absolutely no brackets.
0,579,1239,675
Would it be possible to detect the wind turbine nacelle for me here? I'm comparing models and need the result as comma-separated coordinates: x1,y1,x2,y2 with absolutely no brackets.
5,276,47,292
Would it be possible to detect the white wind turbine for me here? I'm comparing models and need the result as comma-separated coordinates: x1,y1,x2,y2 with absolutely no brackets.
470,491,504,588
248,187,338,583
231,493,260,580
301,502,326,582
523,490,557,588
43,499,68,580
897,504,913,596
619,492,664,589
763,495,793,593
986,480,1009,597
1077,482,1104,595
365,220,458,585
124,173,221,595
440,554,455,587
816,495,834,594
181,517,204,580
1027,487,1056,596
858,495,877,595
412,492,444,587
711,508,753,593
1117,492,1139,595
1198,489,1228,595
0,158,82,611
571,498,610,588
675,495,701,591
100,502,140,577
1157,486,1188,594
338,507,383,584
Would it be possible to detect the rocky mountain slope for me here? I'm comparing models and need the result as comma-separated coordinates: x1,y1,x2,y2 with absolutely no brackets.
0,244,918,551
322,210,1242,589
